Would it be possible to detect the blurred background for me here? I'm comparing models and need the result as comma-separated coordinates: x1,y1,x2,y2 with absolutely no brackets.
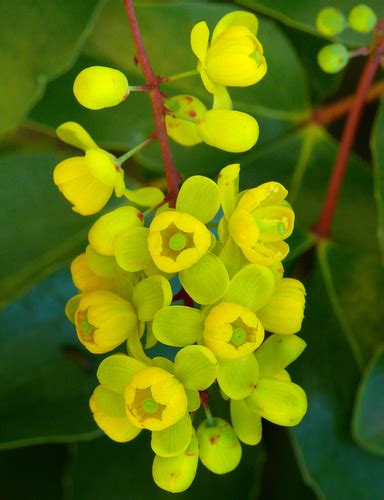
1,0,383,498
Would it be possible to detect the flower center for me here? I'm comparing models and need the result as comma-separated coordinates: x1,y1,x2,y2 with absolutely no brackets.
81,319,93,335
143,398,158,414
169,232,187,251
257,219,286,235
231,327,247,346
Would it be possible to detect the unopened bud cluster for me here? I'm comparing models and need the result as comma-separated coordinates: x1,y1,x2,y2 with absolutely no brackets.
316,4,378,73
53,10,308,493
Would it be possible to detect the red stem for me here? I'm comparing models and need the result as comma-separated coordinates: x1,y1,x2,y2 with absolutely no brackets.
123,0,180,204
313,29,384,238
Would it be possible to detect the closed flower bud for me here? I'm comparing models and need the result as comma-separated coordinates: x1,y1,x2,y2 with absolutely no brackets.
317,43,349,74
348,4,377,32
73,66,129,110
165,95,207,146
257,278,306,335
197,418,242,474
316,7,346,36
152,431,199,492
196,109,259,153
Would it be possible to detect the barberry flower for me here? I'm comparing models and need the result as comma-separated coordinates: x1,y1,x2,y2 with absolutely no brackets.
73,66,129,110
230,334,307,444
53,122,125,215
90,347,217,454
217,164,294,267
115,175,230,304
191,11,266,105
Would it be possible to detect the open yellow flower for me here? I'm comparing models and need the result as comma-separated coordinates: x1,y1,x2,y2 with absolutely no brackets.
191,11,266,105
115,175,230,304
53,122,125,215
217,164,294,267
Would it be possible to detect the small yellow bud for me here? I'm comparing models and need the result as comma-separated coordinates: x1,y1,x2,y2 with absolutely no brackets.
73,66,129,110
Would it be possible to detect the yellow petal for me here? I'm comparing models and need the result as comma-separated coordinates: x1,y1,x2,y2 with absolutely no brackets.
56,121,98,151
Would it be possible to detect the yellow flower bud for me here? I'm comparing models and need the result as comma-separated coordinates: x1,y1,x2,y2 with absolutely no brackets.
73,66,129,110
124,366,187,431
258,278,306,335
197,417,242,474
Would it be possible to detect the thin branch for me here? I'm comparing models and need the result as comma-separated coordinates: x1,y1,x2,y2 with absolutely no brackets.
310,79,384,127
123,0,180,204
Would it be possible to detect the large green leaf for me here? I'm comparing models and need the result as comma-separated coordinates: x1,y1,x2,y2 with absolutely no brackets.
70,433,264,499
236,0,381,45
0,444,66,499
352,345,384,455
0,269,100,449
290,242,384,499
240,124,379,254
371,98,384,263
0,151,95,305
0,0,105,135
29,1,310,175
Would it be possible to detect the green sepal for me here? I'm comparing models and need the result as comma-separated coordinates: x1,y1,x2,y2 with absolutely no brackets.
174,345,218,390
152,306,204,346
217,354,259,399
151,413,192,457
133,275,172,322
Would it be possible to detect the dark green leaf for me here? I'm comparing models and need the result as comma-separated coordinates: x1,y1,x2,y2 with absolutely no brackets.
0,444,66,499
0,0,105,134
352,345,384,455
289,242,384,499
0,269,100,449
0,151,94,305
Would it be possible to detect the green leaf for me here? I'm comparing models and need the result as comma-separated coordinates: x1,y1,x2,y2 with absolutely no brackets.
289,243,384,499
0,152,94,305
70,433,265,499
0,0,105,134
371,98,384,263
236,0,381,45
0,269,100,449
240,125,379,254
29,1,310,175
0,444,66,499
352,345,384,455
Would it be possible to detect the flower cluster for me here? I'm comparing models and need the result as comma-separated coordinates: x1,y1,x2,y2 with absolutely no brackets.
53,9,308,493
315,4,378,73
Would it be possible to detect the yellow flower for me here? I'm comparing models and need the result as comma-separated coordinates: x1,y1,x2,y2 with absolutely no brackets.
218,165,294,267
191,11,266,102
125,366,187,431
147,210,212,273
66,290,138,354
53,122,125,215
203,302,264,360
115,175,230,304
73,66,129,110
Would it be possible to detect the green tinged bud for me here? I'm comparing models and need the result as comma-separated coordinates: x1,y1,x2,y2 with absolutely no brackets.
152,432,199,493
316,7,346,36
197,418,242,474
317,43,350,73
348,4,377,32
